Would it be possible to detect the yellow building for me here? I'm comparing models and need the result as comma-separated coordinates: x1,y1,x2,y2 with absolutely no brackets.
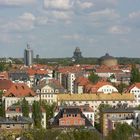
57,93,135,113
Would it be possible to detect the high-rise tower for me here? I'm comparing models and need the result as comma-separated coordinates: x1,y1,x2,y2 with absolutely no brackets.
24,44,33,66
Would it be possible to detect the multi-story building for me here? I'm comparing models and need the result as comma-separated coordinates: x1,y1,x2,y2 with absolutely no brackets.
74,76,90,94
85,81,118,94
101,107,135,136
2,83,38,110
54,66,85,94
125,83,140,106
54,105,94,126
57,93,135,113
0,116,33,130
51,107,92,128
24,44,33,66
6,105,46,128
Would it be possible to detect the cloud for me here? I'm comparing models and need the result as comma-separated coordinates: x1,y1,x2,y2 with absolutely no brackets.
63,34,81,40
0,12,36,32
109,25,131,34
62,34,97,43
44,0,73,10
19,12,36,21
77,1,94,9
36,16,48,25
51,11,72,20
124,11,140,28
90,8,120,20
129,11,140,19
0,0,35,6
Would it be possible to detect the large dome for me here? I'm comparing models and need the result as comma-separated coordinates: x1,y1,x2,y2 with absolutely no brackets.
99,53,118,66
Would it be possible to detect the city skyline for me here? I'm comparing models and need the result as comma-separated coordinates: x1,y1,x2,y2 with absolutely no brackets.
0,0,140,58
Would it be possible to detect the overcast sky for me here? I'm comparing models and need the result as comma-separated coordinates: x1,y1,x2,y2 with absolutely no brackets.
0,0,140,58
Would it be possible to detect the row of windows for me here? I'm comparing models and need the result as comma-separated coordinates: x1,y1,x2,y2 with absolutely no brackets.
135,95,140,98
37,94,54,98
66,114,77,117
102,88,116,92
60,120,83,125
70,100,129,105
106,113,133,118
86,114,93,118
36,89,59,93
132,90,140,93
6,100,35,106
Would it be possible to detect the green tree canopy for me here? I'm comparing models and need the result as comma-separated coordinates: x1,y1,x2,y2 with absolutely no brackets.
116,83,127,93
98,103,111,112
22,98,29,117
0,63,5,72
42,101,56,128
32,101,42,128
130,64,140,84
106,123,134,140
88,72,100,83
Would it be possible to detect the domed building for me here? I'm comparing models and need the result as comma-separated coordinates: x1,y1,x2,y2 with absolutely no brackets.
99,53,118,67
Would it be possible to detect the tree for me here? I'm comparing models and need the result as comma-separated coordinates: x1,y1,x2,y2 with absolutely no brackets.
130,64,140,84
116,82,127,93
42,101,56,128
98,104,111,132
0,63,5,72
106,123,134,140
32,101,42,128
88,72,100,83
57,129,101,140
98,103,111,112
0,91,5,117
0,101,5,117
22,98,29,117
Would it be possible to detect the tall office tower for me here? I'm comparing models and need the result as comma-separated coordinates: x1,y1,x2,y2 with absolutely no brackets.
24,44,33,66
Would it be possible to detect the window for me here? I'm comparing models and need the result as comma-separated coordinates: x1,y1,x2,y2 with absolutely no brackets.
60,121,65,125
66,120,70,125
74,120,78,125
6,124,10,129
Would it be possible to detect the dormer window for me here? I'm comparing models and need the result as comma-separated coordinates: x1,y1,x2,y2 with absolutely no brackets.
22,86,25,90
36,89,40,93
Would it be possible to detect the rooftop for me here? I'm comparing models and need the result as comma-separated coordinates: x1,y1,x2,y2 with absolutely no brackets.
57,93,134,101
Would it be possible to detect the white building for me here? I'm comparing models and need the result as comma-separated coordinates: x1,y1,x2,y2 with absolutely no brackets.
85,82,118,94
67,73,76,93
125,83,140,106
2,83,38,110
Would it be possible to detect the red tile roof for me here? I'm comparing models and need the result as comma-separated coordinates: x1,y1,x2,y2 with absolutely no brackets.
57,66,83,74
27,68,48,76
85,81,113,93
125,83,140,93
0,79,13,91
4,83,36,97
75,77,90,86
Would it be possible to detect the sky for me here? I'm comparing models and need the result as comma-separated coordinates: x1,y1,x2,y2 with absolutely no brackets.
0,0,140,58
